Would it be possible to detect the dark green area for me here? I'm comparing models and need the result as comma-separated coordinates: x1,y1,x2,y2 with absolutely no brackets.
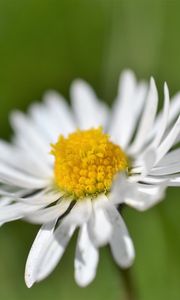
0,0,180,299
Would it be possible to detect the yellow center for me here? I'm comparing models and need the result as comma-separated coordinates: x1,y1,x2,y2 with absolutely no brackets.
51,128,128,199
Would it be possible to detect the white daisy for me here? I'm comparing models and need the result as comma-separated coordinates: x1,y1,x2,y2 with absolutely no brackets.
0,70,179,288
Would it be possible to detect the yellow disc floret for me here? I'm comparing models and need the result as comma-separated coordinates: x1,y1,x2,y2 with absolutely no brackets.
51,128,128,199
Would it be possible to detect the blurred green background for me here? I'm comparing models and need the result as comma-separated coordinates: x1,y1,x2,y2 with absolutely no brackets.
0,0,180,299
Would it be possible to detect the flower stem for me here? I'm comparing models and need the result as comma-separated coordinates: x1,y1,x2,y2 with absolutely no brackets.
120,268,137,300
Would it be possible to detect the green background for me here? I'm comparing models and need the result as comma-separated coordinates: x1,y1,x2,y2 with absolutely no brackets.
0,0,180,299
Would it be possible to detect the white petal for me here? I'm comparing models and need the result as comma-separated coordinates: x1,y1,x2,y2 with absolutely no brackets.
0,197,56,225
10,111,52,165
63,198,92,226
141,82,170,152
13,134,53,173
141,174,180,186
109,70,136,144
150,83,170,147
138,176,168,184
0,162,50,189
1,189,63,206
168,92,180,125
109,174,132,204
29,103,60,143
44,90,76,136
29,93,76,143
0,197,12,207
22,189,63,206
0,140,52,178
0,197,13,226
157,148,180,166
25,220,75,287
109,70,147,148
168,175,180,186
24,199,71,224
0,186,28,197
104,204,135,268
70,80,109,129
129,78,158,154
87,195,112,247
132,148,157,177
74,223,99,287
0,202,30,223
150,162,180,176
37,223,75,282
124,183,166,211
151,92,180,138
110,175,166,211
155,115,180,163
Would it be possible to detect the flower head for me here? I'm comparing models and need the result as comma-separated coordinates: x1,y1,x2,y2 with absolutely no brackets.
51,127,128,198
0,70,179,287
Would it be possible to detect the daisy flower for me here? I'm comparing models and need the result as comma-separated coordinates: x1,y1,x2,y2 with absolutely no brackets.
0,70,179,288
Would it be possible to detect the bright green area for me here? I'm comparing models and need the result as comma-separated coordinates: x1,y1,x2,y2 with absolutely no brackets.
0,0,180,299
